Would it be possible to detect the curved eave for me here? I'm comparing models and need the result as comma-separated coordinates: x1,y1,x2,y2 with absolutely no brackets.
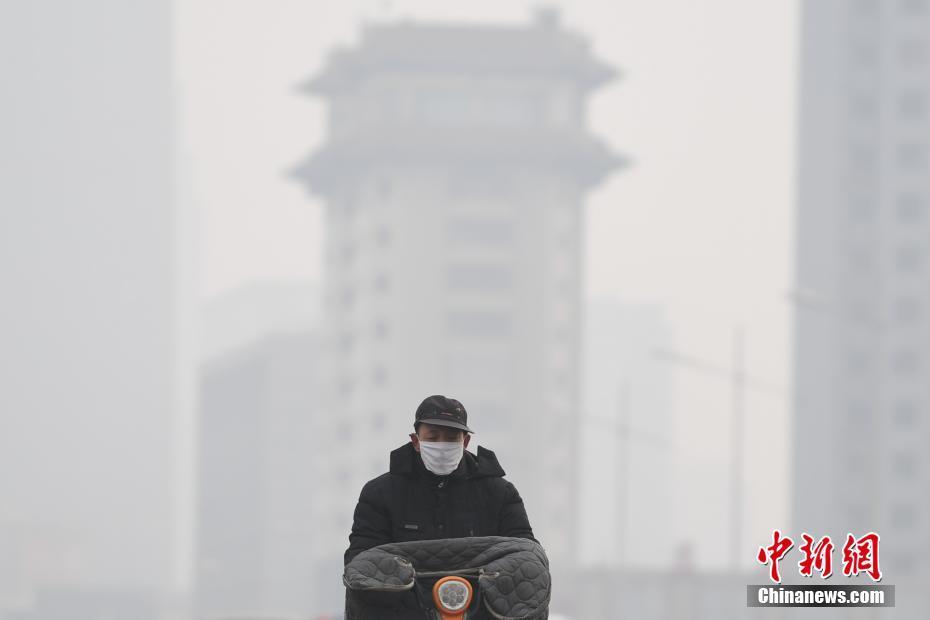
290,127,626,197
302,64,618,97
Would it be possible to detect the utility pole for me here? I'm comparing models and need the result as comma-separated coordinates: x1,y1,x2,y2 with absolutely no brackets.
617,381,631,566
730,325,746,571
584,382,670,568
653,326,787,572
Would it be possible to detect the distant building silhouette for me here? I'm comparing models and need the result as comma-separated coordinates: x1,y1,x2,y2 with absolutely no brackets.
196,285,324,617
294,9,622,612
202,281,320,361
3,588,160,620
794,0,930,598
0,2,189,618
581,300,675,569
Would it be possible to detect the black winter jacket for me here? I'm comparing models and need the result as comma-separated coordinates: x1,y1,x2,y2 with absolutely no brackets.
344,442,537,565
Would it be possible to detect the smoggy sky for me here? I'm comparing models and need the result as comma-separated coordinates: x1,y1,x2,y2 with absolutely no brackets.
178,0,797,568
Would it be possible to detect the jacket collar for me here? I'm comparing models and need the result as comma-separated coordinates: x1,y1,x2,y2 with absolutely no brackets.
389,441,506,479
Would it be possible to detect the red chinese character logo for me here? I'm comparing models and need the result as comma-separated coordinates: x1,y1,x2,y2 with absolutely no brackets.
757,529,794,583
842,532,882,581
798,533,834,578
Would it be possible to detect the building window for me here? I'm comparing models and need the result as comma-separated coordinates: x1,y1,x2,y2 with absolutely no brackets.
375,225,391,247
895,245,922,273
339,376,355,398
374,273,390,294
846,401,870,420
446,263,512,292
891,503,917,529
555,277,574,297
342,243,357,265
342,288,356,310
899,0,928,13
846,194,876,218
553,370,571,388
895,298,921,322
446,310,511,338
849,93,878,119
899,38,926,67
342,194,359,219
897,142,925,170
339,332,355,353
893,400,919,427
847,299,878,327
419,92,540,128
848,39,880,66
553,253,573,278
445,352,512,392
847,143,878,175
372,365,387,386
337,424,354,441
848,246,873,271
889,551,916,574
374,319,390,340
892,452,918,478
377,178,392,201
892,350,920,374
845,350,871,374
550,349,571,372
898,90,926,119
845,502,870,527
896,193,924,221
553,323,572,343
447,216,514,247
846,451,873,477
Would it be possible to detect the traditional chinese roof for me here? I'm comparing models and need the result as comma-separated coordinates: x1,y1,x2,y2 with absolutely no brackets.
302,11,617,94
292,124,625,195
293,10,625,195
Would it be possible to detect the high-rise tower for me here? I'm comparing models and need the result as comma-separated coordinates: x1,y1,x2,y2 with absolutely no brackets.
794,0,930,594
295,10,621,609
0,2,187,618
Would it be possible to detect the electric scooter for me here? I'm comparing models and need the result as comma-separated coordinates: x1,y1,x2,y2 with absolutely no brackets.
344,535,550,620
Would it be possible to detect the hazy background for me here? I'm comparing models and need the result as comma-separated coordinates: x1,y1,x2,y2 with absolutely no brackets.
9,0,926,618
180,0,795,571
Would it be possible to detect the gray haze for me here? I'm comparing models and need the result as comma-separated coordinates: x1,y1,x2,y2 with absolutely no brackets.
10,0,928,619
180,0,796,581
1,2,194,620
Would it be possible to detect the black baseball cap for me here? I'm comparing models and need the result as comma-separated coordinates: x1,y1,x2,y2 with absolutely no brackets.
414,394,473,434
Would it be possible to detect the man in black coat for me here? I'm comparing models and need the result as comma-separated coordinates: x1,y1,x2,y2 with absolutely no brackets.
344,394,537,565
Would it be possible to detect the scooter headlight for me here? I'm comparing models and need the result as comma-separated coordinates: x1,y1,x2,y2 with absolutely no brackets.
433,576,473,616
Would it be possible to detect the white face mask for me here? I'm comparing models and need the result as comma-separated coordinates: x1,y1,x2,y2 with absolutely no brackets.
418,440,464,475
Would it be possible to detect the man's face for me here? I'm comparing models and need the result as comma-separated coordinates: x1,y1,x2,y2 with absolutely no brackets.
410,422,471,452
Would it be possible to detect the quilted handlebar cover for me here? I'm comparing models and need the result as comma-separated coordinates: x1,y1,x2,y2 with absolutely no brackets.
344,535,550,619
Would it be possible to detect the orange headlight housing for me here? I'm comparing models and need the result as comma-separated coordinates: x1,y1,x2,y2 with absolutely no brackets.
431,575,474,619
